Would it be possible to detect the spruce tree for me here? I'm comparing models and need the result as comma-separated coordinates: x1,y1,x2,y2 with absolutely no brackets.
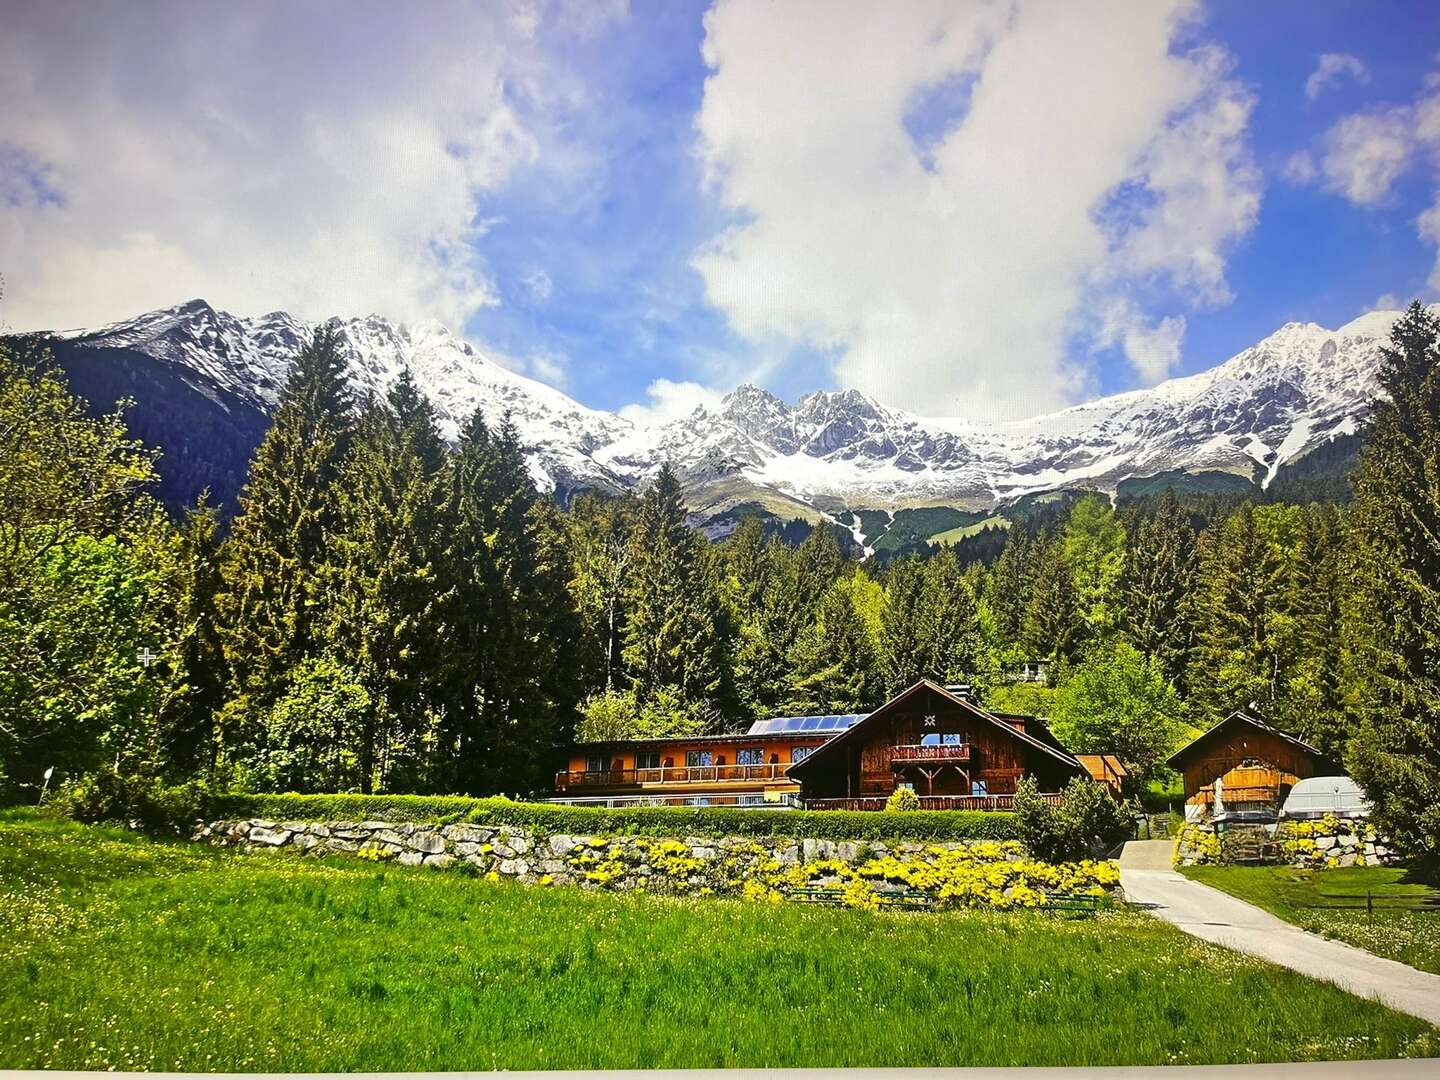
986,527,1034,645
323,370,447,791
621,464,724,709
565,491,639,693
1347,301,1440,858
1280,503,1351,757
216,326,354,729
785,577,880,714
1187,501,1290,720
438,411,578,793
1021,534,1080,662
1120,489,1196,684
156,496,227,775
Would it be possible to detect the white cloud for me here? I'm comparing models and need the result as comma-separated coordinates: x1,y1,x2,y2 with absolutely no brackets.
1318,109,1415,205
618,379,726,427
1097,300,1187,386
0,2,594,332
1366,293,1401,312
1281,150,1319,185
1305,53,1369,101
1293,78,1440,290
693,0,1260,419
521,267,554,303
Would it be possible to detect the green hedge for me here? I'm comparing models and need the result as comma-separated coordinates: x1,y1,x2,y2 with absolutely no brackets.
221,793,1018,842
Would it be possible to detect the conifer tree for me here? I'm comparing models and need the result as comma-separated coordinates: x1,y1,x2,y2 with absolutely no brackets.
1346,301,1440,857
323,370,447,791
1021,534,1080,662
621,464,724,709
1187,501,1291,719
438,410,577,793
156,496,227,775
986,527,1034,645
1120,489,1196,683
565,491,639,692
1061,494,1126,640
1280,503,1351,756
785,576,880,714
216,326,354,728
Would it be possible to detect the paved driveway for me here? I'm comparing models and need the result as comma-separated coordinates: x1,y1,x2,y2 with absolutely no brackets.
1120,844,1440,1028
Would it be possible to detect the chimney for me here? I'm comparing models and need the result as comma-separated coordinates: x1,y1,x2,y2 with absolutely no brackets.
945,683,972,700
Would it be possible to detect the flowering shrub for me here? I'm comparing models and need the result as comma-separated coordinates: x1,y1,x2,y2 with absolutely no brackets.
551,833,1118,911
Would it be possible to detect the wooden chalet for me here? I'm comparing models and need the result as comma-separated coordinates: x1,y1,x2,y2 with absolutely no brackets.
785,679,1086,810
551,713,863,807
1167,711,1343,820
1075,754,1128,795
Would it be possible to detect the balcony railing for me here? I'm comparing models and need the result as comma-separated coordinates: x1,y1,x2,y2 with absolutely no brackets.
806,793,1062,812
891,743,970,764
1189,785,1282,806
555,763,791,790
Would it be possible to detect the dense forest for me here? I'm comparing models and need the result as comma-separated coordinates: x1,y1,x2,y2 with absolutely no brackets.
2,307,1438,858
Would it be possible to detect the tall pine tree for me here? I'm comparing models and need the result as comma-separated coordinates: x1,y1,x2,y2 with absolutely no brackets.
1120,489,1196,684
216,326,354,736
1347,301,1440,858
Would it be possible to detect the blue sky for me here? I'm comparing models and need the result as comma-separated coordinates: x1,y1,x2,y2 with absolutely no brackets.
4,1,1440,421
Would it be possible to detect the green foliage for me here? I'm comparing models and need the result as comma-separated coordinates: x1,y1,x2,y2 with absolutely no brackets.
574,686,706,741
884,786,921,811
1119,489,1195,685
47,769,228,834
785,573,881,713
1015,776,1132,862
253,656,372,794
1346,301,1440,861
1049,642,1185,782
1061,494,1126,638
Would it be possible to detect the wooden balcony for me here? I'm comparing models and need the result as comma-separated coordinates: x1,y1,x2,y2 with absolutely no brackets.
891,743,970,764
555,763,791,791
806,793,1062,812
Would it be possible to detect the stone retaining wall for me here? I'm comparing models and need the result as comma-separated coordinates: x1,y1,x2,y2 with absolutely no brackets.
1173,818,1402,868
196,817,1001,889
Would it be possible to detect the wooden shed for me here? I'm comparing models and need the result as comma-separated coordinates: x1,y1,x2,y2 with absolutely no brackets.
1167,711,1342,816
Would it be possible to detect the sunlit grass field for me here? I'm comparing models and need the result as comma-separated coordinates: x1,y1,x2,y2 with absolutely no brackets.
1,811,1435,1070
1183,863,1440,975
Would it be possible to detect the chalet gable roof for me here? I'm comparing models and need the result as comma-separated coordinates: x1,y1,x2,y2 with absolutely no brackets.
1166,710,1337,771
785,678,1084,778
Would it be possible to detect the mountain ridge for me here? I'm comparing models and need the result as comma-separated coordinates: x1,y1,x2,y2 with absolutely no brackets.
30,297,1428,520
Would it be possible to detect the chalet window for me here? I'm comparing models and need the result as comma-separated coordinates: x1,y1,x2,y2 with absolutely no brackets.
686,796,711,807
636,751,660,770
971,779,988,796
737,794,765,806
586,756,605,773
942,733,963,745
685,750,714,767
791,746,813,763
736,747,764,765
921,733,940,746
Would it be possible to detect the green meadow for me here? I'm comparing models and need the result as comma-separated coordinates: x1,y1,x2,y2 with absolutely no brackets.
0,812,1434,1070
1183,863,1440,975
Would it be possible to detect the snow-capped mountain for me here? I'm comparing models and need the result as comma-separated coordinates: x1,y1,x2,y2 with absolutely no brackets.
56,299,630,492
38,298,1426,514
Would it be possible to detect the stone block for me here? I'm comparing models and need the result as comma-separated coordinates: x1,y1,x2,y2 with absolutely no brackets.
248,826,290,846
1315,836,1336,851
499,858,530,876
1338,852,1357,867
397,851,424,866
410,831,446,855
548,834,577,855
423,853,455,869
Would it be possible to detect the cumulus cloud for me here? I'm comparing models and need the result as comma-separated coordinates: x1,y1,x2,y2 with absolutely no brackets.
1305,53,1369,101
1097,300,1187,386
618,379,726,427
1292,74,1440,291
1317,109,1415,204
692,0,1260,419
0,1,605,332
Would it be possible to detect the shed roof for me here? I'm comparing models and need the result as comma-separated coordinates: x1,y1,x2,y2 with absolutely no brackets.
1166,711,1336,771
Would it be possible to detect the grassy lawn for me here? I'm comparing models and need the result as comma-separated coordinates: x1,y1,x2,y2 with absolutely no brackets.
0,812,1435,1070
1182,863,1440,975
